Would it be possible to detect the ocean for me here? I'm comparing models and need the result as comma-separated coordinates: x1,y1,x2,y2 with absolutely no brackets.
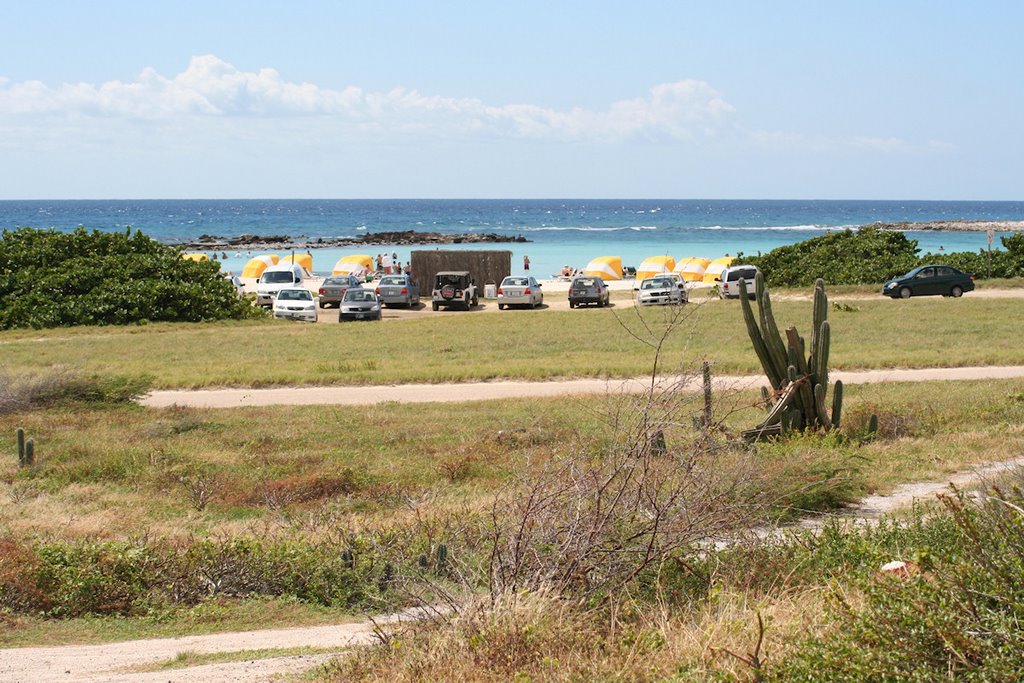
2,199,1022,278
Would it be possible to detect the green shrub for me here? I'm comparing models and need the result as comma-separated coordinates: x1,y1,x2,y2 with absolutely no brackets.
768,487,1024,681
0,226,263,328
0,368,152,414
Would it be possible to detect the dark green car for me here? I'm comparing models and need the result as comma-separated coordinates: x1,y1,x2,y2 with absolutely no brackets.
882,265,975,299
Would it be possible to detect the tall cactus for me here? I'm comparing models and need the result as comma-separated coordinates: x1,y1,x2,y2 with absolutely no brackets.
739,274,843,440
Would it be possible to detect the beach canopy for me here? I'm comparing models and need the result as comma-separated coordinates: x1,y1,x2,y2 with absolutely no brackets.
636,255,675,281
702,256,736,283
583,255,623,281
182,252,209,262
241,254,279,279
675,257,712,282
332,254,374,276
281,253,313,272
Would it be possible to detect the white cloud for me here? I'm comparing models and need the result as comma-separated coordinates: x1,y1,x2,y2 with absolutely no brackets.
0,55,733,142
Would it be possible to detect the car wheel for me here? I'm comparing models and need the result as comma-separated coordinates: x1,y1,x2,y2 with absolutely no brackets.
432,302,439,311
569,301,575,308
498,303,504,310
472,295,479,307
951,285,964,297
899,286,912,299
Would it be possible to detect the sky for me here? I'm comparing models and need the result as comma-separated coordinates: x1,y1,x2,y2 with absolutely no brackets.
1,1,1021,200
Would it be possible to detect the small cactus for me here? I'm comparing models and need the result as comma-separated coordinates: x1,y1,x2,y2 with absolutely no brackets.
702,361,713,427
24,439,34,467
868,414,879,435
17,427,25,466
435,543,448,574
418,553,429,569
340,548,354,569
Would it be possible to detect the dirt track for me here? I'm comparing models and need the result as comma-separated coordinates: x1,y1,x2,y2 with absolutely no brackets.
143,365,1024,409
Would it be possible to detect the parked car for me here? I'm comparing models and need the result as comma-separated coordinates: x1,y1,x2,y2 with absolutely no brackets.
497,276,543,309
882,265,975,299
431,271,478,311
223,274,245,298
718,265,761,299
257,264,308,307
318,275,363,308
376,274,420,307
338,288,382,321
636,276,687,305
634,272,688,300
272,287,318,322
568,276,609,308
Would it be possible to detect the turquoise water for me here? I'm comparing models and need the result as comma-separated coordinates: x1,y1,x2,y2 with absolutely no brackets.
2,199,1020,277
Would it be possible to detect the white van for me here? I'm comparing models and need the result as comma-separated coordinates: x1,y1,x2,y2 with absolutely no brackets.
256,264,309,307
719,265,761,299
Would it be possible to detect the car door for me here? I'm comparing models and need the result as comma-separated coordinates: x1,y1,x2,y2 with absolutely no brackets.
913,267,937,295
529,277,541,304
934,267,956,294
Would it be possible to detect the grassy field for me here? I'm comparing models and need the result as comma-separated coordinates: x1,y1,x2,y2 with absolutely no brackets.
2,295,1023,388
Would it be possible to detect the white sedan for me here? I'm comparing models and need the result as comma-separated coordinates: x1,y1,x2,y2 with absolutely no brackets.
636,277,687,306
272,288,318,322
497,276,543,309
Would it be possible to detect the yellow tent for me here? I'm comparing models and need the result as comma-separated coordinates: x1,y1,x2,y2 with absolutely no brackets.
182,252,209,262
241,254,279,279
675,257,712,282
636,255,675,281
281,253,313,272
702,256,735,283
583,255,623,281
332,254,374,276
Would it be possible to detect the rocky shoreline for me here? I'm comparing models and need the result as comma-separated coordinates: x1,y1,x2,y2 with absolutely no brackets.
172,230,530,251
866,220,1024,232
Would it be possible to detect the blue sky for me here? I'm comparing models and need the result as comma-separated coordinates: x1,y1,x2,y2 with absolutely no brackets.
1,1,1020,199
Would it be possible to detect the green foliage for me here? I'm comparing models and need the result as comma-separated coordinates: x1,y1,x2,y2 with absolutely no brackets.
740,228,1024,286
0,226,263,328
768,487,1024,681
0,535,401,618
1,368,151,414
739,228,920,287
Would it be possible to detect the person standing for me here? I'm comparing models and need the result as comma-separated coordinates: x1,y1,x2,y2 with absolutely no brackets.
523,255,530,271
375,253,383,273
382,252,393,274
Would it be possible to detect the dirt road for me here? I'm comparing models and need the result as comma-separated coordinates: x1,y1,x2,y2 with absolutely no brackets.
143,365,1024,409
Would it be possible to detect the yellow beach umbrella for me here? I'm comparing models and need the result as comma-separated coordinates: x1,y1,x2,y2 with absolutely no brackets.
241,254,279,279
636,255,676,281
702,256,735,283
583,255,623,281
281,253,313,272
182,252,209,262
675,257,712,282
332,254,374,276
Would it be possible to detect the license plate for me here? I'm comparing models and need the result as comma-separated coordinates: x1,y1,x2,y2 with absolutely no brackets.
355,312,365,319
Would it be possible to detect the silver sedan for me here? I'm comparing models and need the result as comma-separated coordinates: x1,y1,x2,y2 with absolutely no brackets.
376,274,419,307
497,276,543,309
636,277,687,305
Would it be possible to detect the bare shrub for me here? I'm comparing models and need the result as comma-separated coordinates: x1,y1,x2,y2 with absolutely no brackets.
437,453,478,482
0,367,151,414
176,470,224,511
252,470,363,511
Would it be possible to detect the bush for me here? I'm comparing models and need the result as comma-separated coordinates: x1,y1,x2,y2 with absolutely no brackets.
0,226,263,328
768,487,1024,681
0,368,151,414
739,228,920,287
741,228,1024,286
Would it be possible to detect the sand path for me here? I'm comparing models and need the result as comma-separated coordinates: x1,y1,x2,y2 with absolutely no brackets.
143,365,1024,409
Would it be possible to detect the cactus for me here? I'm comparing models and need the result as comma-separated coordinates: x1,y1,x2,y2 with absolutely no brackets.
17,427,26,466
702,361,714,427
435,543,448,574
24,439,34,466
418,553,429,569
868,413,879,434
340,548,354,569
739,274,843,441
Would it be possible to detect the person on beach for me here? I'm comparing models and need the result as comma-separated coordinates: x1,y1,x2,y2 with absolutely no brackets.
375,254,383,272
382,252,393,274
404,262,411,275
523,255,530,271
391,252,399,269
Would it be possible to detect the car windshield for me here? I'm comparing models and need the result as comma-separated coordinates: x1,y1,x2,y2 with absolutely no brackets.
726,269,756,282
642,279,671,289
503,277,529,286
344,290,376,302
262,271,296,283
277,289,311,301
380,276,405,286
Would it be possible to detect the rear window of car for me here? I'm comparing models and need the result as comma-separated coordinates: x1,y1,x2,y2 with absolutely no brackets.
380,276,405,285
503,277,529,286
726,268,757,282
573,278,597,288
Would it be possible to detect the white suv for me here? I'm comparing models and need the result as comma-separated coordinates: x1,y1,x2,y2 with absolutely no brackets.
719,265,760,299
